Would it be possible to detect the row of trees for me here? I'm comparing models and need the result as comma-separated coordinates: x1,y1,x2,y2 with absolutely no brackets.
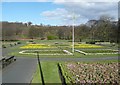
1,16,119,43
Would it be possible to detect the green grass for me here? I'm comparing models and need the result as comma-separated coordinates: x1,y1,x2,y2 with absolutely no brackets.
23,50,66,54
2,40,119,84
31,65,41,83
3,40,118,58
32,61,61,83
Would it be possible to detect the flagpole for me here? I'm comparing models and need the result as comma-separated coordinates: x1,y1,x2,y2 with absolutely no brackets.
72,11,75,53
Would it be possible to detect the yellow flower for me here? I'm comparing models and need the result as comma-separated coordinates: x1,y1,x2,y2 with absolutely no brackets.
20,44,54,49
74,44,103,48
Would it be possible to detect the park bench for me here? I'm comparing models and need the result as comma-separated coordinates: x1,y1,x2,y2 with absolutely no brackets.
0,57,7,68
1,56,16,68
2,58,6,68
5,56,16,65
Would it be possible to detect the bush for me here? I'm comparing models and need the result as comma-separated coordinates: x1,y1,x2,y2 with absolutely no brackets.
86,41,95,44
17,42,21,44
2,40,19,42
2,45,6,48
10,44,13,47
47,35,57,40
41,37,46,40
29,40,33,42
110,40,115,43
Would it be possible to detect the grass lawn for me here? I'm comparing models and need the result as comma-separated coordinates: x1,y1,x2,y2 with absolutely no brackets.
2,40,118,58
32,61,61,83
2,40,119,84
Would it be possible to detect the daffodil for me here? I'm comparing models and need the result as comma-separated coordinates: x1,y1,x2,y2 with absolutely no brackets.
74,44,103,48
20,44,55,49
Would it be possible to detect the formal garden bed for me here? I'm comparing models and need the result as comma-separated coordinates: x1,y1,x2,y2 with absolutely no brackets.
19,50,73,55
20,44,56,49
19,43,73,55
21,43,104,49
75,49,118,55
74,44,103,48
61,62,119,84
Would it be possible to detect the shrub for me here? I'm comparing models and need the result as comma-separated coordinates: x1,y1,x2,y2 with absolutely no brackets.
10,44,13,47
17,42,21,44
86,41,95,44
41,37,46,40
2,45,6,48
47,35,57,40
29,40,33,42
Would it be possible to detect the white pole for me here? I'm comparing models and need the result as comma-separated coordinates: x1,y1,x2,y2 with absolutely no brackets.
72,12,75,53
72,22,74,53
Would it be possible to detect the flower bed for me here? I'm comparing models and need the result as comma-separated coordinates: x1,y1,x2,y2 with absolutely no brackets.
75,49,118,55
74,44,103,48
20,44,56,49
19,50,73,55
64,62,119,83
81,49,118,53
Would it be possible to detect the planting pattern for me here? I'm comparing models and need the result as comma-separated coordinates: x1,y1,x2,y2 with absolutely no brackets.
65,62,119,83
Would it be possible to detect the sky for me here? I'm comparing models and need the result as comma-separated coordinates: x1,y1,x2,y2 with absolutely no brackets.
1,0,119,26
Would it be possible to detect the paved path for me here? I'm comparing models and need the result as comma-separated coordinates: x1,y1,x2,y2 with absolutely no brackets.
2,57,37,83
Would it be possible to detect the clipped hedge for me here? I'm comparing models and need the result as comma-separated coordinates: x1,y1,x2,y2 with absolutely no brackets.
86,41,95,44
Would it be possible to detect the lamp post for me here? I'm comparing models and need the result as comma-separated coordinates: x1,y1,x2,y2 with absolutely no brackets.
72,12,75,53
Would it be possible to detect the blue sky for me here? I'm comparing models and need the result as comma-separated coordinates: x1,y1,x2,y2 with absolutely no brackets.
2,2,64,25
2,1,118,26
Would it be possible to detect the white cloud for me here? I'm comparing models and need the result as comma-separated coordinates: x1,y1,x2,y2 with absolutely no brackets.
41,8,83,25
2,0,120,2
54,0,119,3
41,2,118,25
63,2,118,19
41,8,67,19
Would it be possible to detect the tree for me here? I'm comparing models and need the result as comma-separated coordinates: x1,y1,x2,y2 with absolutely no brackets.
75,25,90,42
57,28,65,39
99,15,114,21
28,22,32,26
91,15,117,42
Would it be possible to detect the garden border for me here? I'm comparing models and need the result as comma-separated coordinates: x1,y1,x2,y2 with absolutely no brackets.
75,49,118,55
19,50,73,55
